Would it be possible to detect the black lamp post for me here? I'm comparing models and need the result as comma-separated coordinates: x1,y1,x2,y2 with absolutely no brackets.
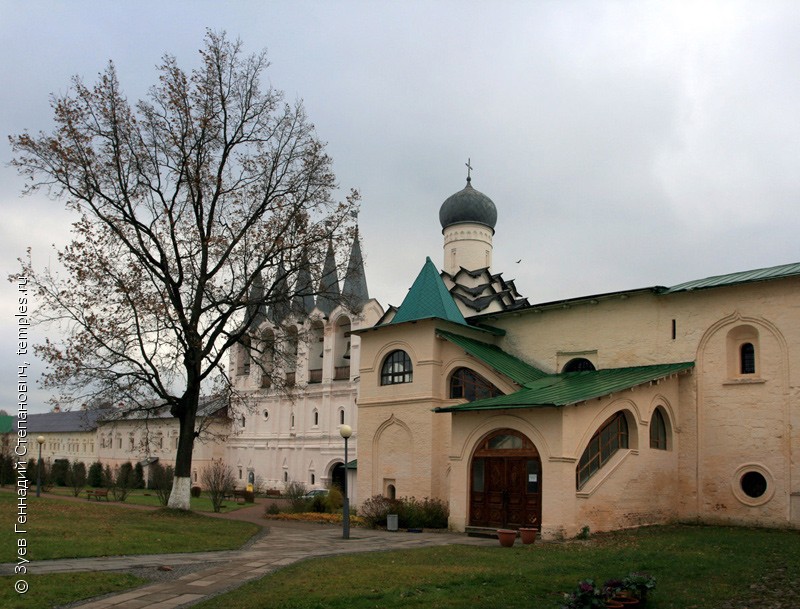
339,424,352,539
36,436,45,497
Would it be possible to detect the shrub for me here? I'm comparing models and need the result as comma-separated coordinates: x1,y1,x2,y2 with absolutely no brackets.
325,486,344,512
25,458,36,483
102,464,114,488
201,459,236,512
148,463,173,506
419,497,449,529
360,495,450,529
112,462,134,501
51,459,69,486
190,485,202,498
283,480,309,513
133,462,145,489
310,494,327,513
67,460,87,497
266,502,281,515
0,454,16,485
87,461,103,487
359,495,395,528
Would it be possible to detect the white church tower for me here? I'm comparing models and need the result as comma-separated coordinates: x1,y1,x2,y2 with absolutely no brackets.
439,164,528,316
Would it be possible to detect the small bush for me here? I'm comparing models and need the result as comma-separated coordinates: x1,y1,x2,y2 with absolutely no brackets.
266,502,281,515
51,459,69,486
87,461,103,487
201,459,236,512
359,495,395,528
190,485,202,498
67,460,87,497
133,462,145,489
360,495,449,529
112,462,134,501
149,463,173,506
283,480,309,513
309,494,327,513
325,486,344,512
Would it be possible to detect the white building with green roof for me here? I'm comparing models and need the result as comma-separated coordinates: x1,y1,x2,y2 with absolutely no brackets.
355,174,800,539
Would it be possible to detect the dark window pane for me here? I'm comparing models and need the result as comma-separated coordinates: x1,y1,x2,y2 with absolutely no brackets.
741,343,756,374
741,471,767,498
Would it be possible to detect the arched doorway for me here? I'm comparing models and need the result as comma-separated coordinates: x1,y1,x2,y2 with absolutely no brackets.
330,462,345,491
469,429,541,529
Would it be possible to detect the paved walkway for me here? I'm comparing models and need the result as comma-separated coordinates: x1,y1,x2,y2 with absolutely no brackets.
1,499,498,608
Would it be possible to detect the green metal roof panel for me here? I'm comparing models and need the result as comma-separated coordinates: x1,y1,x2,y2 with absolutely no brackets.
435,361,694,412
436,329,548,384
390,257,468,326
662,262,800,294
0,415,13,434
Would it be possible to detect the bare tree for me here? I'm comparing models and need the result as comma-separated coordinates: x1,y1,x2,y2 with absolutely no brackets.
9,31,358,509
201,459,236,513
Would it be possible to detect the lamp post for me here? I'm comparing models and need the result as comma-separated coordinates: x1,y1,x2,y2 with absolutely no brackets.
36,436,45,497
339,424,352,539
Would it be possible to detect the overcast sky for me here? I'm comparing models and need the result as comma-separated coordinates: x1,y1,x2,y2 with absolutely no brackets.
2,1,799,414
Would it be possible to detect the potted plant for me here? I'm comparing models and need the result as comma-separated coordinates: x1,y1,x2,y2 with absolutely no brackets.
562,579,618,609
622,572,656,605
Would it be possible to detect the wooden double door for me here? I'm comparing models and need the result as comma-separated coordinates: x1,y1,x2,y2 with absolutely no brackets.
469,429,541,529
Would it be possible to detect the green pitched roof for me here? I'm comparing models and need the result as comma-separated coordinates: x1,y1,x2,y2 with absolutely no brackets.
435,362,694,412
0,415,13,434
662,262,800,294
389,257,468,326
436,329,548,384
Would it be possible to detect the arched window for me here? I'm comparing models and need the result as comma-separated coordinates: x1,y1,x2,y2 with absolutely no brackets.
285,325,299,378
261,329,275,388
650,408,668,450
576,412,629,490
381,350,413,385
308,319,324,383
563,358,596,373
237,335,252,376
339,409,345,425
449,368,503,402
740,343,756,374
727,325,759,378
312,409,319,427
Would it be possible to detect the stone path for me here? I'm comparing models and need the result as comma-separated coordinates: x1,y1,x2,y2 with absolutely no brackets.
1,500,497,608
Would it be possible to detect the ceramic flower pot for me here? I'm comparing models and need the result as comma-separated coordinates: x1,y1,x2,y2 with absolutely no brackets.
496,528,517,547
518,527,538,544
612,596,640,607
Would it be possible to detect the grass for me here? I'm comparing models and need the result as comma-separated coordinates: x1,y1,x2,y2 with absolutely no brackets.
192,524,800,609
0,493,260,560
0,573,146,609
42,486,249,513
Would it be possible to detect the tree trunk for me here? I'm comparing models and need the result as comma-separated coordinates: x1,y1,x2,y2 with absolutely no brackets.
167,392,198,510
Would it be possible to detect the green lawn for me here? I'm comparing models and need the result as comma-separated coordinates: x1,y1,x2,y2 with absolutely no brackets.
0,573,146,609
0,493,260,560
42,486,249,513
193,524,800,609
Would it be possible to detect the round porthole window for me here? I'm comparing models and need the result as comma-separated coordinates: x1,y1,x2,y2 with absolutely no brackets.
740,471,767,498
731,464,774,506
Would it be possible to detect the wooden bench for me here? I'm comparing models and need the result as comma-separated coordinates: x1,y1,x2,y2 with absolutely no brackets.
233,489,247,504
86,489,109,501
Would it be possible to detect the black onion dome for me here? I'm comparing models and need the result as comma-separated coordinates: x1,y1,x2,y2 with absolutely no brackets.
439,178,498,231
